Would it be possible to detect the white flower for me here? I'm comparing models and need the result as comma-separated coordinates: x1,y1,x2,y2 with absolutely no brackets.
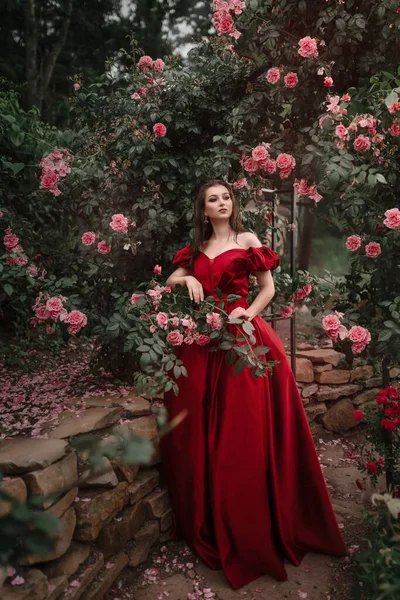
123,243,131,250
372,493,400,519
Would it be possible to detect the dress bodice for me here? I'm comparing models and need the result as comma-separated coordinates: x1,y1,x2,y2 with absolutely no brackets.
172,245,280,303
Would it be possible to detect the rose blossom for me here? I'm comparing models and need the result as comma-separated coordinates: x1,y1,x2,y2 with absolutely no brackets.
280,303,295,319
384,208,400,230
170,316,180,327
81,232,96,246
97,240,111,254
206,312,224,331
347,325,371,352
298,36,319,59
341,94,351,102
335,124,348,140
167,330,184,346
184,336,194,345
35,305,51,322
353,135,371,152
266,159,277,174
65,310,87,334
366,461,378,473
266,68,280,84
390,121,400,136
110,213,128,234
74,83,81,91
153,58,165,73
323,76,333,87
243,157,259,174
353,410,364,421
276,153,296,170
138,55,153,69
153,123,167,138
345,235,362,251
319,115,332,129
194,333,211,346
233,178,248,189
252,145,269,162
365,242,381,258
292,289,306,302
154,264,162,274
388,101,400,114
4,231,19,251
46,297,63,319
130,293,144,304
284,72,299,88
40,171,59,191
156,312,169,329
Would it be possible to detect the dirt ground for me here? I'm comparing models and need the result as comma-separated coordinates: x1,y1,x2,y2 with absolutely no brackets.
105,426,377,600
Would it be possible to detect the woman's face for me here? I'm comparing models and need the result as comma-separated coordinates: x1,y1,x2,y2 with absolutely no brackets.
204,185,233,221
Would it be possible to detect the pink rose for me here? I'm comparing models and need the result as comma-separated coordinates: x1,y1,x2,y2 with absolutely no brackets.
383,208,400,230
98,240,111,254
353,135,371,152
81,232,96,246
345,235,362,251
390,120,400,136
298,36,319,59
284,72,299,88
335,124,348,140
0,210,2,219
153,58,165,73
252,145,269,162
40,171,59,191
323,77,333,87
206,312,224,331
35,305,51,322
130,293,144,304
280,303,295,319
243,157,259,174
388,101,400,114
46,325,55,334
319,115,332,129
276,153,296,170
184,336,194,345
341,94,351,102
153,264,162,274
153,123,167,138
218,14,235,34
194,333,211,346
4,231,19,251
65,310,87,334
365,242,381,258
156,312,169,329
131,93,141,100
348,325,371,344
233,178,248,189
138,55,153,69
167,330,184,346
46,297,63,318
74,83,81,91
110,213,128,233
266,68,281,84
170,316,180,327
322,314,341,332
266,159,277,174
292,289,306,302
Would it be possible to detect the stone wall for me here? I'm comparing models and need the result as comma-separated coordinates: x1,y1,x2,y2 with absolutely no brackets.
0,395,172,600
293,344,400,433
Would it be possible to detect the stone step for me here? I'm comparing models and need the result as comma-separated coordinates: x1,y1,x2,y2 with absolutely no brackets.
80,552,128,600
46,407,122,439
57,548,104,600
0,438,67,475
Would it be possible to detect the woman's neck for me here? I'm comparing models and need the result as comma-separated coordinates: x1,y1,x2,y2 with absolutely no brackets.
208,221,233,242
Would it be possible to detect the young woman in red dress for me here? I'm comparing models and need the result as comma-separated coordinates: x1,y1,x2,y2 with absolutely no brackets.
160,179,346,589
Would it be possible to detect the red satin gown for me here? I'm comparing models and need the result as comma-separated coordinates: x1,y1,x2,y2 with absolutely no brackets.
160,245,346,589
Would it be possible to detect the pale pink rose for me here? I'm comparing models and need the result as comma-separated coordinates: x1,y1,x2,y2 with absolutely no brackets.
352,342,367,354
170,316,180,327
11,576,25,586
335,124,348,140
4,231,19,251
284,72,299,88
167,330,184,346
153,123,167,138
46,297,63,317
138,55,153,69
276,153,296,170
81,231,96,246
156,312,169,329
110,213,128,233
65,310,87,334
353,135,371,152
153,264,162,274
40,171,59,191
74,83,81,91
252,145,269,162
130,293,144,305
35,305,51,322
280,303,295,318
194,333,211,346
326,95,341,113
206,312,224,331
341,94,351,102
11,244,23,253
266,68,281,84
323,76,333,87
322,314,341,332
383,208,400,230
55,161,71,176
359,116,376,128
294,179,312,197
131,93,141,100
292,289,306,301
184,336,194,345
97,240,111,254
153,58,165,73
7,256,28,266
365,242,381,258
298,36,319,59
233,178,248,189
243,157,259,174
348,326,371,353
346,235,362,251
266,159,277,174
137,87,146,96
388,101,400,114
26,263,38,277
303,283,313,295
390,121,400,136
279,168,293,180
149,325,157,333
309,189,323,203
218,14,235,34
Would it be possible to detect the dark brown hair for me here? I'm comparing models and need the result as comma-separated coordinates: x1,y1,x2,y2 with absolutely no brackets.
191,179,246,267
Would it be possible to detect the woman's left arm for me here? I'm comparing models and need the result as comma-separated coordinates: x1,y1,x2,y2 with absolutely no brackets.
245,270,275,320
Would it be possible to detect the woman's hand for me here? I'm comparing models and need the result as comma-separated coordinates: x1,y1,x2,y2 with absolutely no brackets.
184,275,205,304
228,307,254,321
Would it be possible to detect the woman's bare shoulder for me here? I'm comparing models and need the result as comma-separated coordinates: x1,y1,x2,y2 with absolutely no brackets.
237,231,262,249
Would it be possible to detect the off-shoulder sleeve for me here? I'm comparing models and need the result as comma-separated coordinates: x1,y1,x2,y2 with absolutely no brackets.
172,245,192,269
246,246,280,273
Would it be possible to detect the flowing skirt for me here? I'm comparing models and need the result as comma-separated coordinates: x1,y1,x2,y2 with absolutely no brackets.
160,315,346,589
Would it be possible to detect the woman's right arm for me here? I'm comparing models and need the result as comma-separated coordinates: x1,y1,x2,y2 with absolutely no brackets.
166,268,204,303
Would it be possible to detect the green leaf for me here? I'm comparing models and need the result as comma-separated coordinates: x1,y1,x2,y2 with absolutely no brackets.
225,349,236,367
33,511,61,534
4,283,13,296
384,91,398,107
375,173,387,184
173,365,181,379
254,345,270,355
137,345,150,352
121,436,154,464
242,321,255,336
233,357,248,376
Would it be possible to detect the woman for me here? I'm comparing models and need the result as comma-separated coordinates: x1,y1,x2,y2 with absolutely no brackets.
160,179,346,589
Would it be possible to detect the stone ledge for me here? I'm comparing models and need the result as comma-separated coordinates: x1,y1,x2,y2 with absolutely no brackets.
0,438,68,475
